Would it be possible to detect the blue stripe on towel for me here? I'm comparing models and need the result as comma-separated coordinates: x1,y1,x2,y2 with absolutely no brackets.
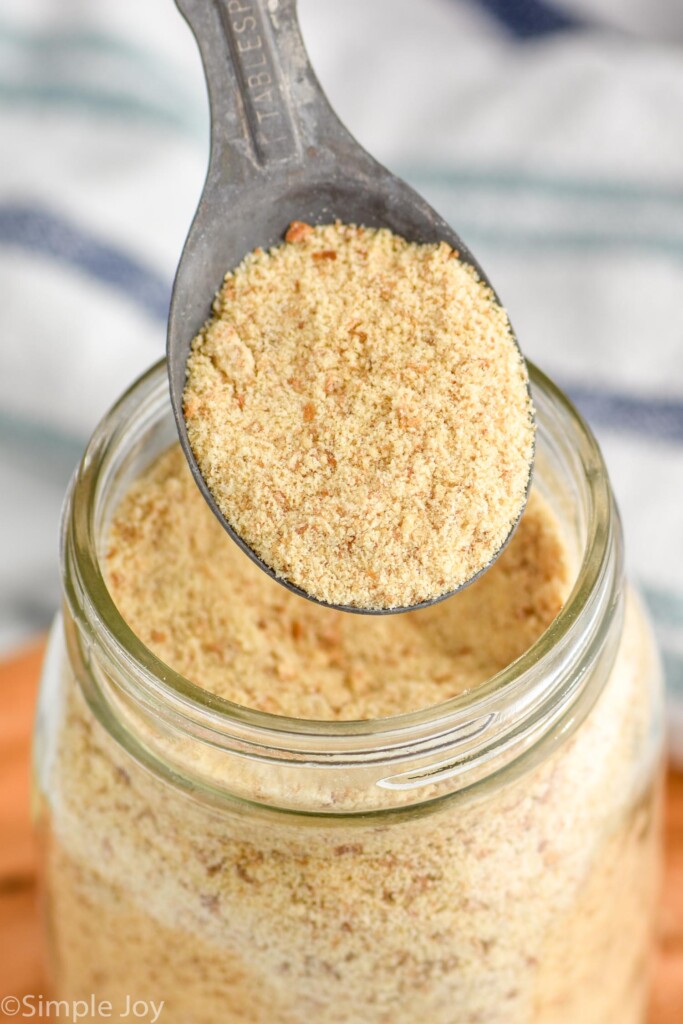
470,0,581,38
0,204,170,321
566,385,683,445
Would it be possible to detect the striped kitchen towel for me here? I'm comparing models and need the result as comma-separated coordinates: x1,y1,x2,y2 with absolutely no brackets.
1,0,682,758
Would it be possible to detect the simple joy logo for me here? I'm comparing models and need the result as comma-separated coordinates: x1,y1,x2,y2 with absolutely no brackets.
0,995,164,1023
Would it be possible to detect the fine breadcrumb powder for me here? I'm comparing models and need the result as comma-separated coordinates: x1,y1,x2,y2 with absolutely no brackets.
44,445,662,1024
106,445,568,721
183,222,534,610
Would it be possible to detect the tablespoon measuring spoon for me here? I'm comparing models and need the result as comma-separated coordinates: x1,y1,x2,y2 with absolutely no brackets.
168,0,533,615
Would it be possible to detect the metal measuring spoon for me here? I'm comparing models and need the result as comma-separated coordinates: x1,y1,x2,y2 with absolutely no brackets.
168,0,533,615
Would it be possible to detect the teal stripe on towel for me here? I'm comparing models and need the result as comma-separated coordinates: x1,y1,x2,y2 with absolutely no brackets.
644,587,683,629
0,410,83,461
439,224,683,260
0,79,203,135
643,587,683,697
0,19,181,67
663,652,683,697
402,165,683,206
0,17,206,136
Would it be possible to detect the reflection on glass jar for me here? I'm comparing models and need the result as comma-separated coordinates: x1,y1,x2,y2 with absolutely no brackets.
34,361,664,1024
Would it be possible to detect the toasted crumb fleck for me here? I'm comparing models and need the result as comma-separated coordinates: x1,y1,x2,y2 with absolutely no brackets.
285,220,314,243
184,222,534,610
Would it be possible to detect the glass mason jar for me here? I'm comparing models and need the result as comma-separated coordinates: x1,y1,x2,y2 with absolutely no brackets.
34,360,663,1024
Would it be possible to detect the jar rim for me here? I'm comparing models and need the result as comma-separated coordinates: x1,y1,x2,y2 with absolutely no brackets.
62,358,619,761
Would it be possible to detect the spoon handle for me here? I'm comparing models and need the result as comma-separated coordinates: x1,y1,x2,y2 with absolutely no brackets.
176,0,351,179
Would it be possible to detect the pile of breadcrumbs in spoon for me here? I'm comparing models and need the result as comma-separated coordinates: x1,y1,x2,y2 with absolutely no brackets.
183,221,534,610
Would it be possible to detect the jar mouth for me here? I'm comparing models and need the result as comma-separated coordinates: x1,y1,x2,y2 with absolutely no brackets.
63,358,617,751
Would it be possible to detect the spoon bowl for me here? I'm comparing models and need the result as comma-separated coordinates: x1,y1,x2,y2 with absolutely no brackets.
168,0,532,614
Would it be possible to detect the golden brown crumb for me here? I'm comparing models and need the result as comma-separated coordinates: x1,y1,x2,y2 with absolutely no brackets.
183,222,534,610
106,445,567,721
284,220,313,243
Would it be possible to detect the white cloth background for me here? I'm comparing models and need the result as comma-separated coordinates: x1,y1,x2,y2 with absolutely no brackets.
1,0,682,756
